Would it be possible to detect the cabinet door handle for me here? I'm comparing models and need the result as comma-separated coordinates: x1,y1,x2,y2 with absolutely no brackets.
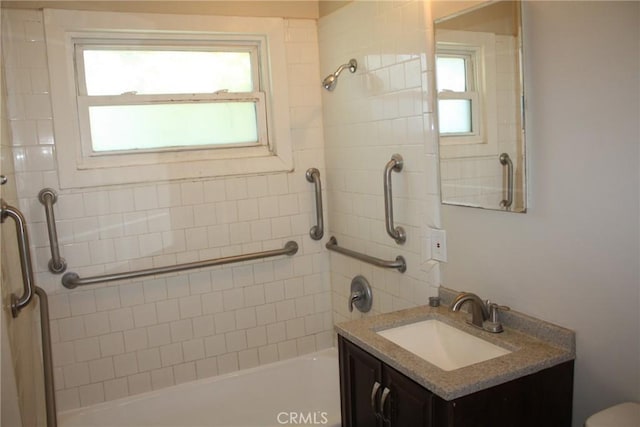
371,381,382,418
380,386,391,424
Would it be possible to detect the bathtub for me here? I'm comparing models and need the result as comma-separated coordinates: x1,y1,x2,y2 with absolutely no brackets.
59,348,341,427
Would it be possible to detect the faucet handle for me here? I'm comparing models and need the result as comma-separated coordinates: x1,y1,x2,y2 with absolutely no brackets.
483,302,510,333
488,302,510,321
349,275,372,313
349,291,362,312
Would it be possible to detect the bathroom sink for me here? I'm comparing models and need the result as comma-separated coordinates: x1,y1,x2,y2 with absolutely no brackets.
376,319,511,371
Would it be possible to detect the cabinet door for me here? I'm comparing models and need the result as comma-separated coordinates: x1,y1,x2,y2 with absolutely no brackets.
339,337,383,427
442,361,574,427
383,364,434,427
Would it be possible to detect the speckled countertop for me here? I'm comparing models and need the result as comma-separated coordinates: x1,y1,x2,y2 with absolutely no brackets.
335,289,575,401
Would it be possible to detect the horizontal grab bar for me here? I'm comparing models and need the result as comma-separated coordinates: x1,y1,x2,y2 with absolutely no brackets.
62,241,299,289
325,236,406,273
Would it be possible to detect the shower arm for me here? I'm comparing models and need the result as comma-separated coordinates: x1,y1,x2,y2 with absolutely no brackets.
333,59,357,78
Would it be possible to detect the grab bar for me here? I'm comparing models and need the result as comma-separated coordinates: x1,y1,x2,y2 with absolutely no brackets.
35,286,58,427
1,200,35,317
0,200,58,426
499,153,513,210
384,154,406,244
306,168,324,240
326,236,406,273
62,240,299,289
38,188,67,273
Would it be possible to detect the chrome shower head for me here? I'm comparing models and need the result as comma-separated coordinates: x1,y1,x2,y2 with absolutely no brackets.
322,59,357,91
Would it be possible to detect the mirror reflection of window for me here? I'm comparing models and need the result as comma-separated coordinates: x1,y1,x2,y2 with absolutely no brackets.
435,41,485,145
437,56,467,91
437,55,474,135
434,0,526,213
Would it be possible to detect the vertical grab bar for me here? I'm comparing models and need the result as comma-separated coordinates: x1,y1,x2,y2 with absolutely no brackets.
305,168,324,240
0,200,57,426
38,188,67,273
383,154,406,244
1,200,35,317
35,286,58,427
499,153,514,210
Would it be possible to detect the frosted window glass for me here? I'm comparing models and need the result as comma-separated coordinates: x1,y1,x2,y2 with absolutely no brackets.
83,50,253,95
438,100,472,134
89,103,258,152
437,57,467,92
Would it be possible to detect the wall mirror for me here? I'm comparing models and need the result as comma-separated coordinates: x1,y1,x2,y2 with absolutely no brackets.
435,0,526,212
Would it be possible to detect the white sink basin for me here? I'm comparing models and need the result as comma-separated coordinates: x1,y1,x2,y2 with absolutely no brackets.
377,319,511,371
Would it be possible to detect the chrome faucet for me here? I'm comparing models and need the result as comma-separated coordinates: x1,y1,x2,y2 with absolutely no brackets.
450,292,490,328
450,292,510,333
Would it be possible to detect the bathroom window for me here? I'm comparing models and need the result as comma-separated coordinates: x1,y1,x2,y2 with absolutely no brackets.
45,9,293,188
76,43,267,153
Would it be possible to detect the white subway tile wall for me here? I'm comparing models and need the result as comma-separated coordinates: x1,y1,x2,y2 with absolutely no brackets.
2,10,333,411
318,0,440,324
1,11,48,426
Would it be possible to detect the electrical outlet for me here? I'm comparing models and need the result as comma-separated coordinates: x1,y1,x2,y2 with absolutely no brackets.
431,229,447,262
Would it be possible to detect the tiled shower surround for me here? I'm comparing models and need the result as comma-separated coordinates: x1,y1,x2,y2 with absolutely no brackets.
2,10,333,411
1,0,441,414
1,22,46,425
319,0,440,324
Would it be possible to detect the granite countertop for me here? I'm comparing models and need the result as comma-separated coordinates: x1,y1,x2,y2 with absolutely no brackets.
335,297,576,401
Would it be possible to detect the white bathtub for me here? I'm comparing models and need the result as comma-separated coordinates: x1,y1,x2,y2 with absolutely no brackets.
59,348,341,427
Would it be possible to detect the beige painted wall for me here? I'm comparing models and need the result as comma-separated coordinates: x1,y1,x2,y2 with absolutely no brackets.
431,0,484,23
440,2,640,426
435,1,517,36
318,0,350,17
2,1,319,18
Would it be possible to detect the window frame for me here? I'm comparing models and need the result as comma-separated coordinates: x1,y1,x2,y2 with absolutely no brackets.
74,42,269,157
45,9,293,188
77,92,268,157
75,40,269,158
436,49,481,139
436,29,498,159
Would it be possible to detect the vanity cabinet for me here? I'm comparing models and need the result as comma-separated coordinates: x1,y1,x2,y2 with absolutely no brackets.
339,336,432,426
338,336,574,427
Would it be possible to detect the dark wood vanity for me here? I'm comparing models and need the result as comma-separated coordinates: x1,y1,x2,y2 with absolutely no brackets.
335,296,576,427
339,336,574,427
